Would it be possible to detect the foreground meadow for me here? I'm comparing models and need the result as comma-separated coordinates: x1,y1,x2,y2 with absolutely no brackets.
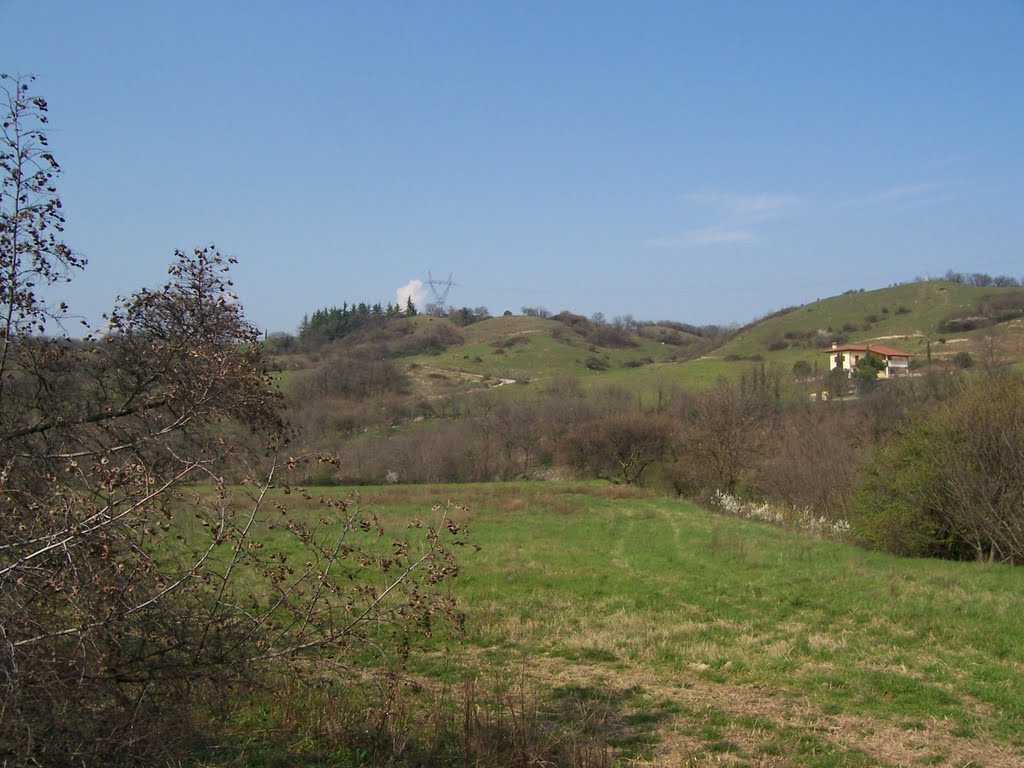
224,482,1024,767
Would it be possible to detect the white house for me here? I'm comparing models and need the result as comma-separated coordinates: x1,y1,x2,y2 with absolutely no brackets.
825,342,913,379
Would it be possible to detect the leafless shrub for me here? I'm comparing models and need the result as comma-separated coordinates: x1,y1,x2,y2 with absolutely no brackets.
560,413,675,485
585,324,637,348
671,367,781,495
290,347,410,401
751,403,862,518
388,322,464,356
521,306,551,319
0,78,467,764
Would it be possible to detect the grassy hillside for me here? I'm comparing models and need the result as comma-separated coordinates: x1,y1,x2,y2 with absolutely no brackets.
277,280,1024,404
233,482,1024,767
402,314,707,392
711,280,1024,371
414,282,1024,394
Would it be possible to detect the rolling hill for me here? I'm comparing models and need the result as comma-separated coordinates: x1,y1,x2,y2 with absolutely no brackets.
706,280,1024,371
276,280,1024,402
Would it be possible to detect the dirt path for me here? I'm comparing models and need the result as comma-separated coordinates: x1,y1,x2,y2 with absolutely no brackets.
416,364,516,388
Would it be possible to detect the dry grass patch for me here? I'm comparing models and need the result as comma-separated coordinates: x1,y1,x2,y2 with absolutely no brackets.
518,656,1023,767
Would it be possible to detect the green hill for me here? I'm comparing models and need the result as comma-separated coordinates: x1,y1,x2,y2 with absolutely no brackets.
706,280,1024,375
400,313,710,393
278,280,1024,402
399,282,1024,396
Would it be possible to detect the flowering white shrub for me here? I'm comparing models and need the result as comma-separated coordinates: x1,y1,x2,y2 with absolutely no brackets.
709,490,850,539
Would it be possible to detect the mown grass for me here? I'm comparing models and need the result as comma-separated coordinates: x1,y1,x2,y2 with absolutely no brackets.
214,482,1024,766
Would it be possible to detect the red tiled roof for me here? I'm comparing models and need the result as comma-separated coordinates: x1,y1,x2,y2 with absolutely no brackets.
826,344,913,357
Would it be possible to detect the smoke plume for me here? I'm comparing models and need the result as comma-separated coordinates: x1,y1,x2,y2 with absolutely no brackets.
396,279,427,309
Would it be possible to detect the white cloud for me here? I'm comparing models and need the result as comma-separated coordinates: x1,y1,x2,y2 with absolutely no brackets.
688,227,755,245
647,227,755,249
396,278,427,309
682,192,804,221
838,182,948,209
647,190,802,249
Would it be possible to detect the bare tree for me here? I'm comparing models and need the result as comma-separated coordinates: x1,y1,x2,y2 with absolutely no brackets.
1,74,85,377
976,324,1007,374
751,403,861,518
0,77,467,765
678,368,781,494
561,413,674,485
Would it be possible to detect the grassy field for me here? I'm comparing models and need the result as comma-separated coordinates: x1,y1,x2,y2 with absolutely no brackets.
234,482,1024,767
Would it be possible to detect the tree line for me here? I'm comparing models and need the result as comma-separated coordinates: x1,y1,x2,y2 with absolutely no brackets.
299,296,418,342
940,270,1022,287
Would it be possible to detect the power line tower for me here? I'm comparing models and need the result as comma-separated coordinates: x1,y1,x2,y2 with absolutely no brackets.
425,271,456,315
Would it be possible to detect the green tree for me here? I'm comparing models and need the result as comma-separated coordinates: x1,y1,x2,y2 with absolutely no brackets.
825,366,849,399
852,352,886,392
952,350,974,369
792,359,812,379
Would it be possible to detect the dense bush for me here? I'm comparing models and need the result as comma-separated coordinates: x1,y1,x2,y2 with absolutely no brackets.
300,299,415,344
938,315,989,333
952,351,974,369
446,305,491,326
291,347,411,400
939,290,1024,333
491,335,530,349
622,357,653,368
552,310,589,327
560,413,675,485
388,322,465,356
850,374,1024,562
584,324,637,348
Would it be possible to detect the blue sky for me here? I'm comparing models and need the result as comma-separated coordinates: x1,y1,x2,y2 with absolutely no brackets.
3,1,1023,333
